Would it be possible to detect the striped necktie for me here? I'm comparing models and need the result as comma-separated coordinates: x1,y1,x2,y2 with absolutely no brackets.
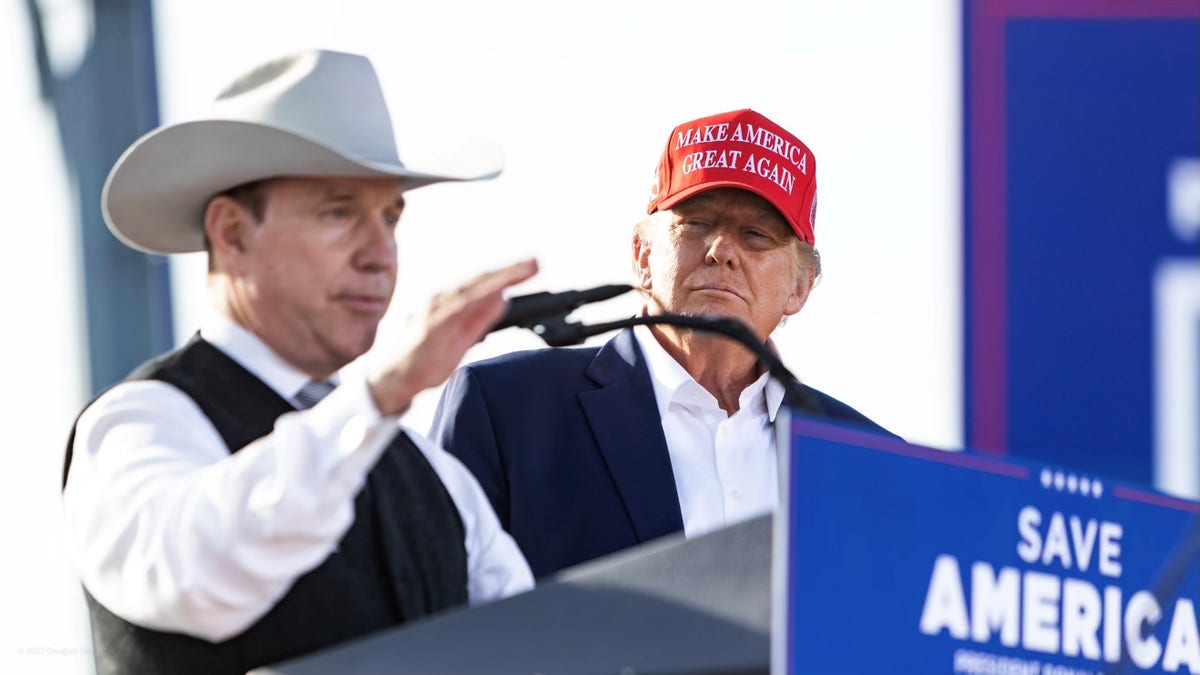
294,379,337,409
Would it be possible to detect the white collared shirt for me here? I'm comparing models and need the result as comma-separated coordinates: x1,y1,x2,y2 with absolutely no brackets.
63,311,532,642
632,325,784,538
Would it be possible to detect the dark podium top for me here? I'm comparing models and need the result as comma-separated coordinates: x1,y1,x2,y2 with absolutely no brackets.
252,514,772,675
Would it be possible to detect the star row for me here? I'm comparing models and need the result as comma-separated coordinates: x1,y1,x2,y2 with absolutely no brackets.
1040,469,1103,498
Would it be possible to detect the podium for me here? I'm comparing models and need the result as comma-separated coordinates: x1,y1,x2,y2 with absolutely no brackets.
254,512,773,675
255,414,1198,675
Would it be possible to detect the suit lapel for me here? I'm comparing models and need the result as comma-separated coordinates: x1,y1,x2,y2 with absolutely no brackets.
579,330,684,543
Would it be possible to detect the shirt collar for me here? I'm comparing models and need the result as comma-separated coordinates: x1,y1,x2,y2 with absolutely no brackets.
198,310,339,402
763,368,786,423
632,324,786,422
633,324,698,419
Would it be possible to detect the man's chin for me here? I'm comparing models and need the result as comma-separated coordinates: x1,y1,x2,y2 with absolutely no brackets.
672,303,746,322
331,329,378,366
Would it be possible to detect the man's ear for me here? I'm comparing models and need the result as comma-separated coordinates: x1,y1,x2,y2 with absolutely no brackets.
783,271,814,317
633,231,653,290
204,196,250,269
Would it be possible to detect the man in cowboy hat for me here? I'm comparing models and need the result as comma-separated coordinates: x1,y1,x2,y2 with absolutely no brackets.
62,49,536,675
430,109,896,579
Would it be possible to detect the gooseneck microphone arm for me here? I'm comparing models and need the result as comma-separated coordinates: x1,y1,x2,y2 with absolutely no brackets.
493,285,635,332
545,314,823,415
493,285,822,415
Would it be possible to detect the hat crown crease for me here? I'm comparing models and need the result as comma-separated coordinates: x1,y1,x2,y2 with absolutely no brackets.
210,50,402,168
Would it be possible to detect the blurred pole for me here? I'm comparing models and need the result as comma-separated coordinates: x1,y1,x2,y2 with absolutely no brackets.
26,0,174,396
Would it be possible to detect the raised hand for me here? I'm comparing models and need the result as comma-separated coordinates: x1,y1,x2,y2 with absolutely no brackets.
366,258,539,415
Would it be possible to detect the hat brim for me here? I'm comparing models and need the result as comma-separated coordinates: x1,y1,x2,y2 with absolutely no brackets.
103,119,502,254
653,179,812,244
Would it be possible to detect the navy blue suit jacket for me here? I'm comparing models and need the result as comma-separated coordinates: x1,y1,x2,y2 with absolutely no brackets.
430,329,895,579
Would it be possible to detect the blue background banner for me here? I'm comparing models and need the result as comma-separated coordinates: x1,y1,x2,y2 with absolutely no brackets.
963,1,1199,493
783,416,1199,675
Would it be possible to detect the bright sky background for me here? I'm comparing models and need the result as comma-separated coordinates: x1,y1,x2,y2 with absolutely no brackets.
3,1,960,671
159,0,963,448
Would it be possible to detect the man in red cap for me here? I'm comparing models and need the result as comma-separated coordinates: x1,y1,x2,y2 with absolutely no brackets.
431,109,895,579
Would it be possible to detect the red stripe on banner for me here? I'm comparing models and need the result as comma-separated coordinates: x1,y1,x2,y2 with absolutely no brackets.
970,0,1009,455
1113,485,1200,513
996,0,1198,18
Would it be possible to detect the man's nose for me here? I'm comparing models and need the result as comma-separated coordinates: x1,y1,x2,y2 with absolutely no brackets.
705,230,739,268
353,216,398,271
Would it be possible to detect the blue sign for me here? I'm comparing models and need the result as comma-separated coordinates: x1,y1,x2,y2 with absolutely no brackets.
778,416,1199,674
963,0,1199,496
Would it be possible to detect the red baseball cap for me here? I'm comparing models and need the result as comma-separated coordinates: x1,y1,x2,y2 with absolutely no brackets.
647,109,818,245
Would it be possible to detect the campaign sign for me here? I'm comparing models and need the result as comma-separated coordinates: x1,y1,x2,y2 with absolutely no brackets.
776,415,1199,675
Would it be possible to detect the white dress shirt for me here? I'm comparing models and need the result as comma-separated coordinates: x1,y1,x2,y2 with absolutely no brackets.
632,325,784,538
63,312,533,642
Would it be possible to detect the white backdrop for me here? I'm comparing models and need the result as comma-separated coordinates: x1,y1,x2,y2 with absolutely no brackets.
2,1,961,672
161,0,963,450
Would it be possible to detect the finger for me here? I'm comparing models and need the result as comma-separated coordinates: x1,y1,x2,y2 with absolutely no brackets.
427,259,538,339
458,258,539,303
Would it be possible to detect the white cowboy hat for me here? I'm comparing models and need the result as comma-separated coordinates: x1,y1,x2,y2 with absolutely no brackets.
102,49,502,254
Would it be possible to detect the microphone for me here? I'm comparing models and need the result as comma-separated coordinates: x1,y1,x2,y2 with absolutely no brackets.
493,284,634,332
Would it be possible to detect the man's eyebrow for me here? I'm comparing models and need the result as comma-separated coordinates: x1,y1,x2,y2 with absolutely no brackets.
315,187,356,202
313,188,405,208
